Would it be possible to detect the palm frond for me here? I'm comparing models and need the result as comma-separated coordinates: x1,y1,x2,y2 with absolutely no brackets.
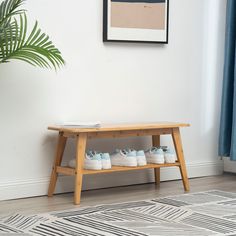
0,0,25,26
0,19,17,45
0,13,65,70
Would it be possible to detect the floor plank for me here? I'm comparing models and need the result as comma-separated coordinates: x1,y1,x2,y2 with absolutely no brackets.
0,174,236,217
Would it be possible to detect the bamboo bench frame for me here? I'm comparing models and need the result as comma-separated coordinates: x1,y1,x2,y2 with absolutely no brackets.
47,122,190,205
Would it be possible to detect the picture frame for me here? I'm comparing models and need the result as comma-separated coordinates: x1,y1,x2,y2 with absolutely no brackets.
103,0,169,44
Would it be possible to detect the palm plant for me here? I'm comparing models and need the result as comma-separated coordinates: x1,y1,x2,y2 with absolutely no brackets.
0,0,65,70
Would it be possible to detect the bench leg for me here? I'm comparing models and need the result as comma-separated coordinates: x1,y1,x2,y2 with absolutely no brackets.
172,128,190,191
74,133,87,205
152,135,161,185
48,132,67,197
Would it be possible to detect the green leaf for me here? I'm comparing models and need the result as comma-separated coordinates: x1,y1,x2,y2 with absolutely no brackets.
0,0,25,26
0,0,65,70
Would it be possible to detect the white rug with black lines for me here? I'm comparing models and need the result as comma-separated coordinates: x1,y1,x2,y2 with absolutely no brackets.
1,190,236,235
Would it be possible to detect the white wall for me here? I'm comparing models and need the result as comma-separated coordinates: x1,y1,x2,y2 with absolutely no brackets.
0,0,226,200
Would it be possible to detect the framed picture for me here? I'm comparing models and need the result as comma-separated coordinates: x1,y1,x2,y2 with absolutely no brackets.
103,0,169,44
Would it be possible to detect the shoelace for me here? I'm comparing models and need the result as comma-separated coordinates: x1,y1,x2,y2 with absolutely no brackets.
121,149,128,155
150,147,159,152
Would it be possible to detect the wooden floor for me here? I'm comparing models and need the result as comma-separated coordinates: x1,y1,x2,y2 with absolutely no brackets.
1,173,236,217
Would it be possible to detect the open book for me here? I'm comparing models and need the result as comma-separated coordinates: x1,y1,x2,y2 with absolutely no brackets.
56,121,101,128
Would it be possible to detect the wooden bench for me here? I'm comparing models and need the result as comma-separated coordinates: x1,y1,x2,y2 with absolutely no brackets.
48,122,190,204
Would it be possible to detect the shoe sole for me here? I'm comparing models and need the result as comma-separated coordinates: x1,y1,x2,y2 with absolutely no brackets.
84,160,102,170
111,160,137,167
147,156,165,164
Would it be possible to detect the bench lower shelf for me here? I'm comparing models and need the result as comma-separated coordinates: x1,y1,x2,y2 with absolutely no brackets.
56,162,180,176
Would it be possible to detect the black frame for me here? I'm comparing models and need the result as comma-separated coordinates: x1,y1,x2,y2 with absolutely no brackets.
103,0,169,44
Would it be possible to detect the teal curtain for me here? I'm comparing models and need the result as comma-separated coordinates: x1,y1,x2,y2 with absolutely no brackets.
219,0,236,160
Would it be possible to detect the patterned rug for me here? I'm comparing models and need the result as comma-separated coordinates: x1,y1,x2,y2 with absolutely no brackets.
1,190,236,236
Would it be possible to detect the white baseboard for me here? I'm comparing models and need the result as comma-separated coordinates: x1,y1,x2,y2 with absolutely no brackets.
0,161,223,201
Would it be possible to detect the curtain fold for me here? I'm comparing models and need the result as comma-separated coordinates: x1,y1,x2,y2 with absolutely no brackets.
219,0,236,160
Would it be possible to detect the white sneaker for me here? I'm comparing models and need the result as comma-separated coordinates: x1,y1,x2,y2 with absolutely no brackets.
145,147,164,164
68,152,102,170
88,151,112,169
164,149,176,163
101,153,112,169
136,150,147,166
127,149,147,166
68,159,76,168
111,149,137,167
68,151,112,170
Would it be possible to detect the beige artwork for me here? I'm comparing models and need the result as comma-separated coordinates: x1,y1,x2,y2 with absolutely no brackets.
111,2,166,30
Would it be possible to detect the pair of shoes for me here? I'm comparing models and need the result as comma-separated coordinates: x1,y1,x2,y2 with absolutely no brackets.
68,151,111,170
110,149,147,167
145,147,176,164
124,149,147,166
160,146,176,163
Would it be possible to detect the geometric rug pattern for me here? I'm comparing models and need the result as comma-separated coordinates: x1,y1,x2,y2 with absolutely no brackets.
1,190,236,235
